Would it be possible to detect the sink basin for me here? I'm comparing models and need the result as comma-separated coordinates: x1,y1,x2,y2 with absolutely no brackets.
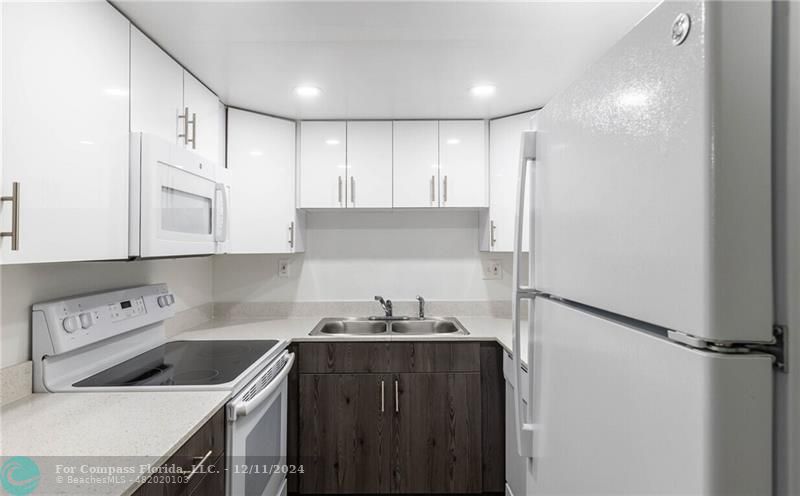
310,319,388,335
390,318,468,335
309,317,469,336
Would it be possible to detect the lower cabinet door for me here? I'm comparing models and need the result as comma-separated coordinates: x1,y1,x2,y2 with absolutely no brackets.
298,374,392,494
392,373,483,494
392,373,482,494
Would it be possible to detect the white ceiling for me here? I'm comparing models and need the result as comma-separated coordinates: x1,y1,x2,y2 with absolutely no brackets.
114,1,658,119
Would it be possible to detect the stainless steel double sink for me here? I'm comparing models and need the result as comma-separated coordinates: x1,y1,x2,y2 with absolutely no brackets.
309,317,469,336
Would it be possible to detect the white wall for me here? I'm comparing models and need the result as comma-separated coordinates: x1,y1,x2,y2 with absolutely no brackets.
0,257,213,367
773,2,799,494
213,210,516,303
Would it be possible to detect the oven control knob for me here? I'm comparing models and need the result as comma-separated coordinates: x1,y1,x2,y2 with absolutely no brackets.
166,294,175,306
62,316,80,333
79,312,93,329
157,295,168,308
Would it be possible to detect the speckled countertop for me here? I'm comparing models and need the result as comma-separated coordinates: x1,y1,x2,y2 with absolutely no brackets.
0,316,524,496
0,391,229,495
174,316,526,363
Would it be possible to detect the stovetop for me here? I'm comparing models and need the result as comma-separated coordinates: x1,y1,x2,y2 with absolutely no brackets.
73,340,280,387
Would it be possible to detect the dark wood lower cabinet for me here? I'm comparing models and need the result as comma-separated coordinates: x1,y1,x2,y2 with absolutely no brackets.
392,373,482,494
294,342,504,495
299,373,393,494
133,408,225,496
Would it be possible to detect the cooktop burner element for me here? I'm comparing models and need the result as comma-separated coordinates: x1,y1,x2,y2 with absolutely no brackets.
73,340,279,387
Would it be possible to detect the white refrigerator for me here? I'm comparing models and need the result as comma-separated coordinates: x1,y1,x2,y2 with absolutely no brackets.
507,1,780,495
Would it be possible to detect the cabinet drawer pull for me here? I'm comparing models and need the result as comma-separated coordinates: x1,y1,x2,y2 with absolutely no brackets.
288,221,295,248
1,181,20,251
490,220,496,247
443,175,448,203
430,175,435,204
394,379,399,413
381,380,385,413
350,176,355,205
181,449,213,483
338,176,343,205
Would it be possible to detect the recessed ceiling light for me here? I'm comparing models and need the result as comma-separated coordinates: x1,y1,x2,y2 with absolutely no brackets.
325,139,340,145
446,138,461,145
470,84,496,98
295,86,322,98
250,150,264,157
79,140,95,145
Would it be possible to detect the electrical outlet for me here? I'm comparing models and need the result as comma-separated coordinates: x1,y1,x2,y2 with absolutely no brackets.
483,259,502,280
278,259,290,278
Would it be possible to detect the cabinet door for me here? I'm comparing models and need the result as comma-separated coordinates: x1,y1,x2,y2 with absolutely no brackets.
298,374,392,494
393,373,483,493
130,27,183,145
439,120,488,208
393,121,439,207
487,111,537,251
299,121,347,208
227,109,298,253
346,121,392,208
183,72,221,165
1,2,130,264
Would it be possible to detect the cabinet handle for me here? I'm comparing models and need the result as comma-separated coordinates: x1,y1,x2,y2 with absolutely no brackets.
180,449,213,483
1,181,20,251
381,380,385,413
490,220,496,247
338,176,343,205
394,379,399,413
288,221,295,248
189,112,197,150
443,175,448,203
350,176,355,205
178,107,190,145
430,175,435,204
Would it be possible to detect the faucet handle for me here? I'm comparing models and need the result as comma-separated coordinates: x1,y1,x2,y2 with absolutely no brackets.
415,295,425,319
374,295,385,304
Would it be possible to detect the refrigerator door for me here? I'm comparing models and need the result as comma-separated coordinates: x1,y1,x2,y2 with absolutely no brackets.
533,0,773,343
525,297,773,495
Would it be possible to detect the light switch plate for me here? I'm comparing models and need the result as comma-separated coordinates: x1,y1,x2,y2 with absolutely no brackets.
278,259,290,278
483,259,502,280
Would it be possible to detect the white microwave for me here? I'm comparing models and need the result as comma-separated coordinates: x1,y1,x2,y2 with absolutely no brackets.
129,133,228,258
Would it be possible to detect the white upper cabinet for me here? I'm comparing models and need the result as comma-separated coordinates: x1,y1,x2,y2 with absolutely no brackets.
227,109,303,253
1,2,130,264
393,121,439,207
346,121,393,208
438,120,488,208
485,111,537,251
227,109,303,254
183,72,222,165
130,27,183,145
299,121,347,208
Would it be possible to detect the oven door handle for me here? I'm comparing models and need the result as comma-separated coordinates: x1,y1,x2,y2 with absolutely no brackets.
228,352,295,422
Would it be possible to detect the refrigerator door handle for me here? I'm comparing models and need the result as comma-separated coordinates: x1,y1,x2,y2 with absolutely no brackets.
512,130,538,459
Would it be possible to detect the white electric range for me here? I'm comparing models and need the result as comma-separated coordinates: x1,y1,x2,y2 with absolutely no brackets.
32,284,292,496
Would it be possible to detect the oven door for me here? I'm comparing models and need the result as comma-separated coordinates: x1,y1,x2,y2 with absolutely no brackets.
132,133,224,258
227,351,294,496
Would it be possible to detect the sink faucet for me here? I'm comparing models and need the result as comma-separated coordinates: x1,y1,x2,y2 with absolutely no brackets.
374,296,393,317
416,295,425,319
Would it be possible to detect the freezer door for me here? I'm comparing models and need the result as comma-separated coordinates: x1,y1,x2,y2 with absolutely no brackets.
523,298,772,495
533,1,772,343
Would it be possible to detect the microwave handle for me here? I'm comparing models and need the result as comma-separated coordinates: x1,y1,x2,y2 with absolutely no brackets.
215,183,228,243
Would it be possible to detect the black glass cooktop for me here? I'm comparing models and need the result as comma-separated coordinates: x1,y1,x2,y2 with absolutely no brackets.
74,340,279,387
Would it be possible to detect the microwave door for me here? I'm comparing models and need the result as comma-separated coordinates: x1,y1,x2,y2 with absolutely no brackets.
139,160,218,258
